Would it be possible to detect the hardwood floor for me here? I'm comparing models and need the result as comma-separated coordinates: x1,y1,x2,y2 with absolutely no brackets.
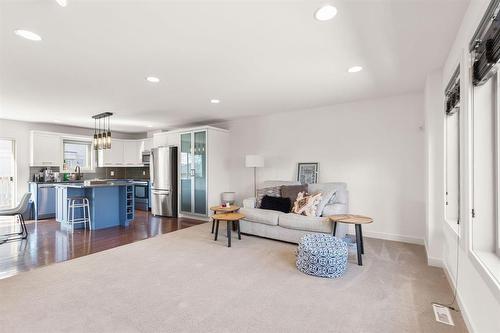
0,211,204,280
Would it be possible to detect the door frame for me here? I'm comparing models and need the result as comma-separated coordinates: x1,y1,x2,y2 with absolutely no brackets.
0,137,17,207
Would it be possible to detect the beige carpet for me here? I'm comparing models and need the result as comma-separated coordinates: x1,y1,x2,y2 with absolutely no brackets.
0,223,466,332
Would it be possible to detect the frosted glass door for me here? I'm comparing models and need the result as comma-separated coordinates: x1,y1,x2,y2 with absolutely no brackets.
180,133,192,213
193,131,207,215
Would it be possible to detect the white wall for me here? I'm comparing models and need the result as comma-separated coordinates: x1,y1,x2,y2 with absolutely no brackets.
0,118,144,202
224,93,426,244
424,69,445,265
425,0,500,332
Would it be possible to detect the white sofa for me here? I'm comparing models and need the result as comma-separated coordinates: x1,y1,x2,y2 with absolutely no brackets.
239,181,349,243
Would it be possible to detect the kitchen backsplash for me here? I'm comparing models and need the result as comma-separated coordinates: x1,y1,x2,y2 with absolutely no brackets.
29,166,149,182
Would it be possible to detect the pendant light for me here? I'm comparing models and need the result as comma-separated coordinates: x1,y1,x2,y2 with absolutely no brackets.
102,117,107,149
93,118,98,150
91,112,113,150
106,116,112,149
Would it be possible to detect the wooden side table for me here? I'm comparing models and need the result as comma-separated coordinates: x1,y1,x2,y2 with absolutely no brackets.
209,205,240,234
328,214,373,266
212,212,245,247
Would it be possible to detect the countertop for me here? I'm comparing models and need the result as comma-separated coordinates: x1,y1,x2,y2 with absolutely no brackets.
29,179,149,185
55,181,135,188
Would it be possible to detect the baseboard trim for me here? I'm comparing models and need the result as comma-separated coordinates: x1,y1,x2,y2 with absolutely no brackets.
442,261,475,333
424,241,443,267
362,230,424,245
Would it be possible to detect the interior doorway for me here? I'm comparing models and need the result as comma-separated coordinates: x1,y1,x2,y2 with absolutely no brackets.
0,139,16,209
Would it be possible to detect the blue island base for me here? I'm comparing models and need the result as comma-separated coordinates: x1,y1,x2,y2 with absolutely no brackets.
55,184,134,230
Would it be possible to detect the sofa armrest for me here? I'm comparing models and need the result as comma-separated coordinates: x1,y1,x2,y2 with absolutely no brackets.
322,203,348,216
243,197,256,209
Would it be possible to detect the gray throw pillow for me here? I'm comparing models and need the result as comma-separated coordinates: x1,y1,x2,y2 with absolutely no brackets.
315,190,336,217
281,184,308,209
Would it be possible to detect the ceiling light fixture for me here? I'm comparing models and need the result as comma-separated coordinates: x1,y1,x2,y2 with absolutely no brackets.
14,30,42,41
314,5,338,21
348,66,363,73
56,0,68,7
147,125,153,128
146,76,160,83
210,99,220,104
92,112,113,150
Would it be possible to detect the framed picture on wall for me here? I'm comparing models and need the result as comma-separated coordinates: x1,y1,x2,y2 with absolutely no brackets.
297,162,319,184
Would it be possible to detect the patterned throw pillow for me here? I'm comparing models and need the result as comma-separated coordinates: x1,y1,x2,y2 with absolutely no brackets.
292,192,323,217
256,186,281,208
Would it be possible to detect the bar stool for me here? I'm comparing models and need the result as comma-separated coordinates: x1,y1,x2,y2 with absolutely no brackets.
66,197,91,232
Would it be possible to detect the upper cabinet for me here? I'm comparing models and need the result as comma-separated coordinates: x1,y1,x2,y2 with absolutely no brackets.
152,131,180,148
123,140,142,165
98,140,124,166
141,138,153,152
98,139,143,167
30,131,62,167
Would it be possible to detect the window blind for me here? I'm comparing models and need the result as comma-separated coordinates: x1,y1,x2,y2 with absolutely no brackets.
470,0,500,86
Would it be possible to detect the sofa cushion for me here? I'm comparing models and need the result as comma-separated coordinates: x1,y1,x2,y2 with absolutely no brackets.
322,203,348,216
239,207,284,226
279,213,332,233
314,190,336,217
281,184,307,208
308,183,348,204
256,186,281,208
260,195,291,213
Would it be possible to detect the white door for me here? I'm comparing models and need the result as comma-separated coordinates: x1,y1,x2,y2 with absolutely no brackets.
0,139,16,209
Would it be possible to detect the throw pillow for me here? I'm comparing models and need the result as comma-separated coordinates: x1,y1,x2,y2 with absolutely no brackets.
256,186,281,208
281,184,308,209
260,195,292,213
292,192,323,217
315,190,336,217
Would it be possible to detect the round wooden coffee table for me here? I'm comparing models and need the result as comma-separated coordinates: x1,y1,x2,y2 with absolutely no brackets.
328,214,373,266
211,212,245,247
209,205,240,234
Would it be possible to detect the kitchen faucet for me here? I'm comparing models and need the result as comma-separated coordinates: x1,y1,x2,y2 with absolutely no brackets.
74,165,81,180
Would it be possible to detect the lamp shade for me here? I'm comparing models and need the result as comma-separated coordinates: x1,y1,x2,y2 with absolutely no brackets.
245,155,264,168
221,192,236,203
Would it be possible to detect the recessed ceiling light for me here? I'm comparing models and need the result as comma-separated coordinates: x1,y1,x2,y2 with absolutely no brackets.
56,0,67,7
147,125,153,128
53,120,61,123
14,30,42,41
348,66,363,73
314,5,338,21
146,76,160,83
210,99,220,104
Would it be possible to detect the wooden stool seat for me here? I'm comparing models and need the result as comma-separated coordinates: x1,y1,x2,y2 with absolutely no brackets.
328,214,373,266
211,213,245,247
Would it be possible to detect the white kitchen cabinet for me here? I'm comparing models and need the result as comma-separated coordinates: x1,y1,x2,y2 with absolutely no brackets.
98,139,124,167
176,126,228,218
123,140,142,165
152,131,180,148
153,132,168,147
30,131,62,167
141,138,153,152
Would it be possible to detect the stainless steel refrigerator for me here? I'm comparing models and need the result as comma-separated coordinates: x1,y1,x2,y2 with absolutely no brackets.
150,146,178,217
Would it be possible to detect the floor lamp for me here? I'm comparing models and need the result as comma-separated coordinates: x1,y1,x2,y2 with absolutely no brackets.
245,155,264,197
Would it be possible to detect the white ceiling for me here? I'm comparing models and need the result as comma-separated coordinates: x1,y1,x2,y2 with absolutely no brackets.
0,0,468,133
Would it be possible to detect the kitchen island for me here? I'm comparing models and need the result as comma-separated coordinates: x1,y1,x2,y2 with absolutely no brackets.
55,182,134,230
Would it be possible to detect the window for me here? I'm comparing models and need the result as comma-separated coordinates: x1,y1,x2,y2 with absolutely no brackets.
445,68,460,229
468,0,500,291
63,140,92,171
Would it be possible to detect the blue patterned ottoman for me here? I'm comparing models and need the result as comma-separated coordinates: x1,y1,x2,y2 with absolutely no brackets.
296,233,348,278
